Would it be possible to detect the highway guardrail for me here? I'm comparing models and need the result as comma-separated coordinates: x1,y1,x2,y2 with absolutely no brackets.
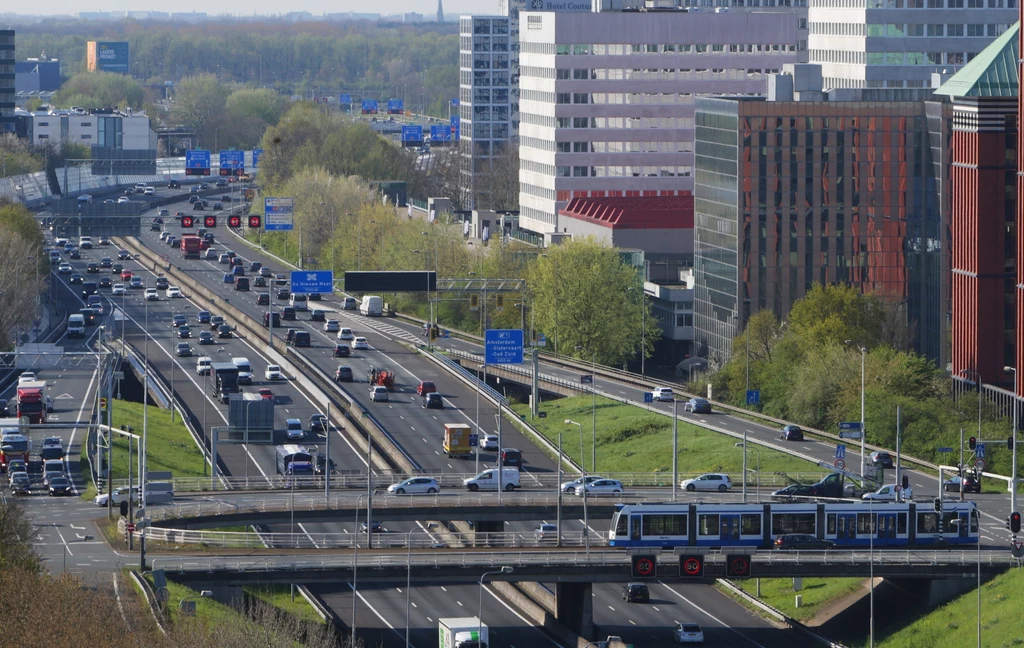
717,578,849,648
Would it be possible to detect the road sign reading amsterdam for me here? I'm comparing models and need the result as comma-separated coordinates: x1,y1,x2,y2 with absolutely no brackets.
484,329,524,364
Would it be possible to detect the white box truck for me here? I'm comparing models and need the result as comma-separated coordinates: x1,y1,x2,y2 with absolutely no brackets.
359,295,383,316
439,618,488,648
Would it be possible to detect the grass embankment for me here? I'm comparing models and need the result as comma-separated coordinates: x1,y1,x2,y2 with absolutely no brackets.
244,585,325,624
729,578,864,622
511,395,820,477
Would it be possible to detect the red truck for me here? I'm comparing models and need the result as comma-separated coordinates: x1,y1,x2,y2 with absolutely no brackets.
16,382,46,424
180,234,203,259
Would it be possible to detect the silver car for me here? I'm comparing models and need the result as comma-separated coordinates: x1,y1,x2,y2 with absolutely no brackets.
387,477,440,495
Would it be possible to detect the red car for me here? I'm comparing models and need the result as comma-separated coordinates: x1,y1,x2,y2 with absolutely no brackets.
257,388,273,400
416,381,436,396
120,269,133,281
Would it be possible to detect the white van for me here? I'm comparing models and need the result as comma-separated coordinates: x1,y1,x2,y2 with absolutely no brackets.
360,295,383,317
67,314,85,338
79,236,93,249
196,357,212,376
463,468,520,492
231,357,252,374
289,293,308,311
341,297,357,310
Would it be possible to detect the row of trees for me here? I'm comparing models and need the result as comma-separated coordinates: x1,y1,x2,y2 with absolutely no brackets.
711,285,1014,473
171,75,291,151
51,70,146,110
0,201,46,350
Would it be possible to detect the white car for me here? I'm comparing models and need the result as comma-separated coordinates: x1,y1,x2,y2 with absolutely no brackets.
353,336,369,349
264,365,284,380
112,283,126,295
681,473,732,493
117,196,130,204
370,385,389,402
574,479,623,496
323,320,340,333
387,477,440,495
17,372,37,386
167,286,182,298
337,327,355,341
481,433,499,450
144,187,155,196
673,622,704,644
58,262,72,274
561,475,605,493
144,288,159,301
862,484,902,502
94,486,140,507
651,387,674,402
285,418,304,440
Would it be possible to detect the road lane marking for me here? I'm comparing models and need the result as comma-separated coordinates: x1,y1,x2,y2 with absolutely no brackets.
659,581,768,648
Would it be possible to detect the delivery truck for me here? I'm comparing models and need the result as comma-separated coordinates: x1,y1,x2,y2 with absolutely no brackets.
438,618,488,648
180,234,203,259
443,423,473,458
17,381,47,424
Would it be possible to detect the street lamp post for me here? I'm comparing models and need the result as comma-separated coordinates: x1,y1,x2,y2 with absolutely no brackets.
564,419,589,555
960,368,984,446
846,340,867,476
478,567,514,645
1005,366,1019,529
735,440,761,503
405,525,433,648
476,364,486,473
575,345,597,473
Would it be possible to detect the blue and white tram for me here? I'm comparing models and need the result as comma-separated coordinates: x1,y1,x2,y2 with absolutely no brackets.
608,500,978,549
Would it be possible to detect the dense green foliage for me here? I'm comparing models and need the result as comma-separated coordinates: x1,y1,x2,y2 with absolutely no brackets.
52,71,145,109
711,285,1015,472
0,201,46,350
0,134,46,176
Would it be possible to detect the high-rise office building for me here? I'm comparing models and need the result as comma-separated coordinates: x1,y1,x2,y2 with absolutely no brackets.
807,0,1016,90
0,31,14,134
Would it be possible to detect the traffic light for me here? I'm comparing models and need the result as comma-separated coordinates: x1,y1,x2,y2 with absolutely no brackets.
726,554,751,579
180,215,194,228
496,294,504,310
934,498,942,513
902,474,909,490
1009,436,1015,452
679,555,704,579
969,436,977,450
119,500,129,517
248,215,262,229
1012,512,1021,534
204,215,217,228
630,554,657,579
228,215,242,228
469,293,479,311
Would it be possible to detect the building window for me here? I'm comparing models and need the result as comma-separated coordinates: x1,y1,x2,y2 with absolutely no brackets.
527,15,543,29
557,166,570,177
572,166,588,177
81,135,91,139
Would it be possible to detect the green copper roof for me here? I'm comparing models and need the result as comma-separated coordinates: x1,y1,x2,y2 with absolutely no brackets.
934,22,1019,97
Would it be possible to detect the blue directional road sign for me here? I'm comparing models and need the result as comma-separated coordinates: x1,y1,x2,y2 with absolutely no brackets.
746,389,760,405
937,446,954,453
430,125,451,142
340,93,352,105
185,150,211,176
838,422,863,430
264,197,294,231
289,271,334,294
643,392,654,403
251,148,264,168
220,150,245,170
976,443,986,459
484,329,524,364
401,125,424,144
836,444,846,459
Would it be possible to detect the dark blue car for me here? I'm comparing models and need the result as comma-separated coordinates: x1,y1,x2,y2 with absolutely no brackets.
222,273,235,284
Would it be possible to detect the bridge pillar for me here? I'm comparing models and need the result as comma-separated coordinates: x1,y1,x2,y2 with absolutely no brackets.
473,519,503,547
555,581,593,638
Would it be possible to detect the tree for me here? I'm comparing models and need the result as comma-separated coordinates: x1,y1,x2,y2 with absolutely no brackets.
482,141,520,212
0,134,46,177
429,145,470,212
786,283,886,351
51,71,146,109
0,202,46,350
527,237,659,365
171,74,229,146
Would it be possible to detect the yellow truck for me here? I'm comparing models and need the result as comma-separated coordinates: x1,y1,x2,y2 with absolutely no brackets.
443,423,473,458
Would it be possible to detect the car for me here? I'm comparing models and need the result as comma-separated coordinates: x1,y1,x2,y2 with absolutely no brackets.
154,276,170,290
144,187,155,196
680,473,732,492
189,186,200,194
771,483,820,500
112,263,123,274
285,418,304,440
144,288,159,301
95,486,141,507
57,262,72,274
862,484,904,501
232,265,245,277
85,262,99,273
276,288,290,300
370,386,389,402
193,202,205,211
310,309,326,322
309,414,329,433
69,273,84,285
259,267,272,278
117,249,131,260
172,314,188,328
774,534,836,550
222,273,235,284
216,178,228,188
683,398,712,414
387,477,440,495
281,307,296,320
253,276,268,288
265,365,284,380
196,310,211,324
621,583,649,603
335,366,354,382
285,328,298,342
117,196,130,204
324,320,340,333
230,256,243,267
99,237,110,245
217,324,233,338
353,337,369,350
177,325,192,338
99,276,112,289
204,248,218,259
673,622,704,645
169,180,181,189
39,444,63,462
258,388,273,400
120,269,133,280
336,327,355,341
175,343,193,357
10,473,31,496
238,371,253,386
209,315,225,330
48,476,72,496
69,248,82,259
256,292,270,305
651,387,674,401
221,195,232,202
161,285,181,298
416,380,437,396
780,425,804,441
100,257,112,268
197,331,214,345
129,276,144,289
944,475,981,493
213,203,223,210
481,433,499,450
111,283,125,295
218,253,231,264
359,520,384,533
534,523,558,543
423,392,443,409
870,451,894,468
575,478,623,496
560,475,605,493
7,460,27,476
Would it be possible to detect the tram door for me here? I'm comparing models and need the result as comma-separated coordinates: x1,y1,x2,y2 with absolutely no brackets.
876,513,898,546
630,515,642,542
719,514,740,543
836,513,857,546
957,512,970,540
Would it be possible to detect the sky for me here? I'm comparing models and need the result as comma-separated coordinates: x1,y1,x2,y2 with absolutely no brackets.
7,0,497,17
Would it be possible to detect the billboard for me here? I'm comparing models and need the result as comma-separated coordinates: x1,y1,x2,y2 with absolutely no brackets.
86,41,130,74
344,271,436,293
522,0,593,10
185,150,211,176
264,197,294,231
430,125,451,142
361,99,379,115
387,98,404,114
401,125,424,145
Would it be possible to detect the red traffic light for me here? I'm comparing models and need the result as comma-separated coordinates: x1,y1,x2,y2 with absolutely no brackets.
1011,512,1021,534
969,436,977,450
204,215,217,228
679,555,704,579
726,554,751,578
630,554,657,579
180,215,194,228
228,215,242,228
248,215,262,229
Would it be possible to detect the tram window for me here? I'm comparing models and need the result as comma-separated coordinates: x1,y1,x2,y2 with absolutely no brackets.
741,513,761,535
826,514,837,535
898,513,907,534
971,510,978,533
771,513,815,535
917,512,938,533
942,512,958,531
615,515,628,537
699,514,720,536
642,514,687,536
856,513,876,534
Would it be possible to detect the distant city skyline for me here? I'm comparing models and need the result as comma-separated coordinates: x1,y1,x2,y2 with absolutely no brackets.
1,0,494,17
